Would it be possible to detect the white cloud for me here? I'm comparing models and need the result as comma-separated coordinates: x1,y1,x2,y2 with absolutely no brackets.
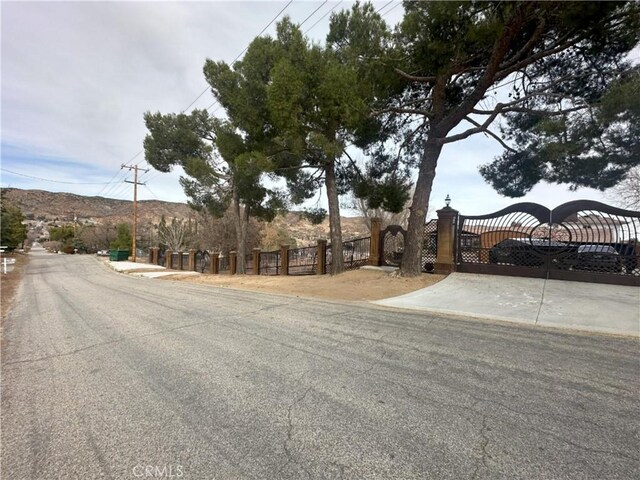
0,1,615,216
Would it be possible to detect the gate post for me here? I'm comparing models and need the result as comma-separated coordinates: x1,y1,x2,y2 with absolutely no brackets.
230,251,237,275
435,206,459,274
165,249,173,269
369,218,381,266
210,252,219,274
188,249,196,271
148,247,156,264
177,251,184,270
280,245,290,275
317,239,327,275
253,248,261,274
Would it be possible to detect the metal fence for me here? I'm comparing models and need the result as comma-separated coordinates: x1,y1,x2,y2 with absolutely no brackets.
218,255,230,273
244,253,253,274
342,236,370,270
326,236,371,271
288,246,317,275
259,250,280,275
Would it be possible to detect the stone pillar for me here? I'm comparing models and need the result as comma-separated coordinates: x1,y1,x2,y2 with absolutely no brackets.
148,248,156,264
177,251,184,270
252,248,261,275
165,249,173,269
434,206,459,275
317,239,327,275
188,249,196,271
210,252,219,274
230,251,237,275
369,218,381,266
280,245,290,276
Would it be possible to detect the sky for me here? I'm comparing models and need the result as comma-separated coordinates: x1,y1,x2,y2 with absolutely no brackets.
1,0,634,219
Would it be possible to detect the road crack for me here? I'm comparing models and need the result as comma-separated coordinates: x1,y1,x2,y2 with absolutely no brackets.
280,385,314,479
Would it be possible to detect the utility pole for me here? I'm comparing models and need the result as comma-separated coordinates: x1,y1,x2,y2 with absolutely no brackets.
122,164,149,262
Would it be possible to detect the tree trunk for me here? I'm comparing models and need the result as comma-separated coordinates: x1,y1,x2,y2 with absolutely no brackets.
325,160,344,275
231,187,247,274
401,138,443,277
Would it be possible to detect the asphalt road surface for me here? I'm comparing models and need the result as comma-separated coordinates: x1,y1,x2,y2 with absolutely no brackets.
2,252,638,479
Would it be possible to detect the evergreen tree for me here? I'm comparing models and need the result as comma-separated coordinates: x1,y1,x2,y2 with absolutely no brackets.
330,1,639,275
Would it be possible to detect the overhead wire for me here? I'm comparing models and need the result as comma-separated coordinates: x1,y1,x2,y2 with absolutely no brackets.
98,1,298,198
103,1,405,200
303,0,344,35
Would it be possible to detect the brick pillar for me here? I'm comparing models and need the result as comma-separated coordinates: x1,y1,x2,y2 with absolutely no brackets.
188,249,196,271
210,252,219,274
434,206,459,275
165,249,173,269
252,248,261,275
230,251,237,275
369,218,381,266
177,251,184,270
280,245,289,276
317,239,327,275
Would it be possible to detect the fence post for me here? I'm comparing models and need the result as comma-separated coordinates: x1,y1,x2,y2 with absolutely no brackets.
210,252,219,274
317,240,327,275
165,249,173,269
188,249,196,271
434,206,459,274
280,245,289,275
230,251,237,275
369,218,381,266
253,248,261,275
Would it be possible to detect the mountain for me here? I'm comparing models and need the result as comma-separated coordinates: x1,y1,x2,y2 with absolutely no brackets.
1,188,192,224
1,188,371,246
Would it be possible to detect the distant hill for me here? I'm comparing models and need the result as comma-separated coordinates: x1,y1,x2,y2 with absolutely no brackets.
1,188,192,224
1,188,371,246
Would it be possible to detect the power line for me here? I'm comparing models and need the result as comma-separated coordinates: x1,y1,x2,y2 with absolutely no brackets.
299,1,329,29
143,183,160,200
192,0,295,115
0,167,115,185
376,0,395,14
378,1,401,16
303,1,344,35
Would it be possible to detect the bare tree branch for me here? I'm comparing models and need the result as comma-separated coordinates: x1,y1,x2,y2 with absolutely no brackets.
460,116,517,152
394,68,436,83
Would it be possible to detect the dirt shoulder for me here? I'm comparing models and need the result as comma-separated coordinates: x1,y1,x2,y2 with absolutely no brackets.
1,252,29,320
164,268,446,302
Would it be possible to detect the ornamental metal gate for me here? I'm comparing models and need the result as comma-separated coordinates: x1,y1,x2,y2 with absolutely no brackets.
379,225,406,267
456,200,640,286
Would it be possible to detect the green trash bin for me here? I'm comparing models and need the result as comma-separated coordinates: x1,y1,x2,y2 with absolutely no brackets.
109,249,130,261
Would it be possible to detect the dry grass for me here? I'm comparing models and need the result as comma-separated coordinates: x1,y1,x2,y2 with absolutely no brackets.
165,268,445,302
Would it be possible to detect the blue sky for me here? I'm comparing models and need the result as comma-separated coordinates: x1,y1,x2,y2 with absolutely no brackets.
1,1,632,218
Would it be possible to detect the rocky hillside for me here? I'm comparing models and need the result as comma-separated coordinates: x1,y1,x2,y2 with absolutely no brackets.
2,188,192,224
2,188,371,246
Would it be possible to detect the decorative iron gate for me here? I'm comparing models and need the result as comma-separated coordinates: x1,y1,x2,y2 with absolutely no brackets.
195,250,210,273
457,200,639,286
379,225,406,267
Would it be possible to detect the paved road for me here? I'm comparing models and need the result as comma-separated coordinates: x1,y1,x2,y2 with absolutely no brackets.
2,253,638,479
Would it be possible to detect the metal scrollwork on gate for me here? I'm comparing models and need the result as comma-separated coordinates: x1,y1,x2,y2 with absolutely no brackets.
380,225,406,267
456,200,639,286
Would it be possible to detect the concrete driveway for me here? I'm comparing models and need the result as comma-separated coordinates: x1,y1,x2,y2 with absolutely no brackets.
374,273,639,336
